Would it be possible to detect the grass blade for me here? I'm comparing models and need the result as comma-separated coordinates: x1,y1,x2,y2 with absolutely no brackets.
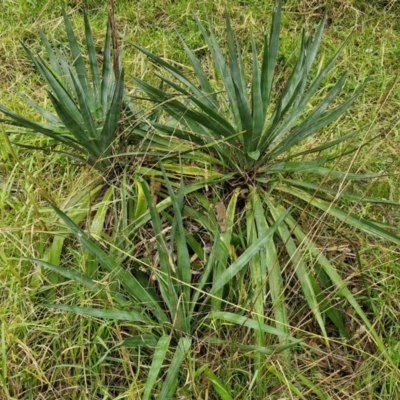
204,369,234,400
278,185,400,243
161,165,191,297
252,189,288,337
209,311,297,341
27,258,128,306
85,186,114,279
158,337,192,400
283,213,387,352
142,336,170,400
212,189,240,311
47,202,168,323
44,304,146,322
210,209,289,295
121,334,158,348
284,179,399,205
266,199,328,338
139,177,181,329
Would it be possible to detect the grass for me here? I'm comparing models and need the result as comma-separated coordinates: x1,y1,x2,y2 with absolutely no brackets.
1,1,400,399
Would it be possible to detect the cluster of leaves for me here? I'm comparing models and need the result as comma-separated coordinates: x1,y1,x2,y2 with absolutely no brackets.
2,1,399,398
0,10,124,171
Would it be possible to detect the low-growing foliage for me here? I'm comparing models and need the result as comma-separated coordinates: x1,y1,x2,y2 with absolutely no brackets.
0,9,124,171
132,0,400,347
2,0,400,398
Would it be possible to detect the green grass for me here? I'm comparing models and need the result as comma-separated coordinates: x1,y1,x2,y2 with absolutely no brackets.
2,1,400,399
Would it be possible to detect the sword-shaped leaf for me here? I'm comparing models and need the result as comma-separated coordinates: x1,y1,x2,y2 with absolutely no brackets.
100,68,124,153
47,202,168,323
142,336,170,400
210,209,289,295
62,7,95,110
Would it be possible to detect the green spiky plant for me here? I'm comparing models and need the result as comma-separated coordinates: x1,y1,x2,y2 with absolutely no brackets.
125,0,400,379
28,167,301,399
0,9,124,171
19,1,400,398
130,0,400,350
0,9,127,308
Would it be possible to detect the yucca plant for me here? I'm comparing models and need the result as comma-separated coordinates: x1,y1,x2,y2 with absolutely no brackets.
22,2,400,397
27,168,300,398
0,9,124,171
130,0,400,345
